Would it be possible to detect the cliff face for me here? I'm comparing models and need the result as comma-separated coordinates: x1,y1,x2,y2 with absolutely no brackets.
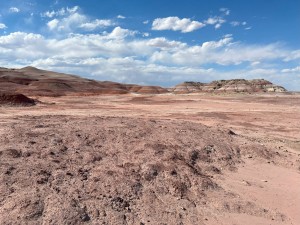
171,79,286,94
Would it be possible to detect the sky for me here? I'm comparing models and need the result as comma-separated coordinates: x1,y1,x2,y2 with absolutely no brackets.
0,0,300,90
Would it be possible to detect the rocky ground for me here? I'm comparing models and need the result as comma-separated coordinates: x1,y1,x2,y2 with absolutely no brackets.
0,93,300,225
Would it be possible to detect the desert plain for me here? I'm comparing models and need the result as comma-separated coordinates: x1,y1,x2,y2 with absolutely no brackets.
1,90,300,225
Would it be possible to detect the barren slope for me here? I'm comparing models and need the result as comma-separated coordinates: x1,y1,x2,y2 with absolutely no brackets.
0,67,168,96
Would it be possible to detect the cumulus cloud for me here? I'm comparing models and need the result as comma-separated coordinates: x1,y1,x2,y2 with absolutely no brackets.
152,17,205,33
0,30,299,90
147,37,186,49
0,23,7,29
214,24,221,29
148,35,291,67
204,17,226,29
230,21,240,27
285,50,300,61
44,7,114,32
0,31,292,67
104,26,137,39
47,19,59,30
41,6,79,18
220,8,230,16
117,15,126,19
9,7,20,13
45,12,85,32
281,66,300,73
205,17,224,25
250,61,260,66
230,21,247,27
80,19,115,31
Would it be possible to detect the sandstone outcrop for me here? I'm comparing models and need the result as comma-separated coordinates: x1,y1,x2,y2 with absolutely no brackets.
171,79,286,93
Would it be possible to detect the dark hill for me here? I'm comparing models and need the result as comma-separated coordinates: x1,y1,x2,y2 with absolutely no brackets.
0,93,35,106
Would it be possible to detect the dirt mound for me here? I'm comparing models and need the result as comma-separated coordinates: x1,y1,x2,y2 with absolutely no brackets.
0,115,288,224
172,79,286,93
0,93,35,106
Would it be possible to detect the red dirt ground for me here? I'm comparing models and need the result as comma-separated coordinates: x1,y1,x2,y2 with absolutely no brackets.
0,92,299,224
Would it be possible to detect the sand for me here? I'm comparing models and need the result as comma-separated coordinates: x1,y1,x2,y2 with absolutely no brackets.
0,93,299,224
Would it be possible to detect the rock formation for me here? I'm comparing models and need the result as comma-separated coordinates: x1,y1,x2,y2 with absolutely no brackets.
171,79,286,94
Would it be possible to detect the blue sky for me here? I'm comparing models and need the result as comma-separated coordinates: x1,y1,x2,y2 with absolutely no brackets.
0,0,299,90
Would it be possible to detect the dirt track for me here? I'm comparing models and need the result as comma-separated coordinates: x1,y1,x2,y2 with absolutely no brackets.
0,93,300,224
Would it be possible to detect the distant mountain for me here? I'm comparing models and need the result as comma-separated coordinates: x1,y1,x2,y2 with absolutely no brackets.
0,67,168,96
170,79,286,93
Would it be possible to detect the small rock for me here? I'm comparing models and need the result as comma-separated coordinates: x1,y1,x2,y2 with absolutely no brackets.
228,130,237,135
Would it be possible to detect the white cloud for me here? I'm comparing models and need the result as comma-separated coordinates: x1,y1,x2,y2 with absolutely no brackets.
148,35,290,67
47,12,86,32
281,66,300,73
43,11,56,18
117,15,126,19
105,26,137,39
152,17,205,33
44,6,114,32
251,61,260,66
80,19,114,31
204,17,226,29
215,24,221,29
231,21,247,27
0,32,291,67
9,7,20,13
44,6,84,32
0,23,7,29
284,50,300,61
147,37,186,49
0,31,291,67
67,6,79,14
143,20,149,24
220,8,230,16
0,31,299,90
41,6,79,18
205,17,221,25
230,21,240,27
47,19,59,30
